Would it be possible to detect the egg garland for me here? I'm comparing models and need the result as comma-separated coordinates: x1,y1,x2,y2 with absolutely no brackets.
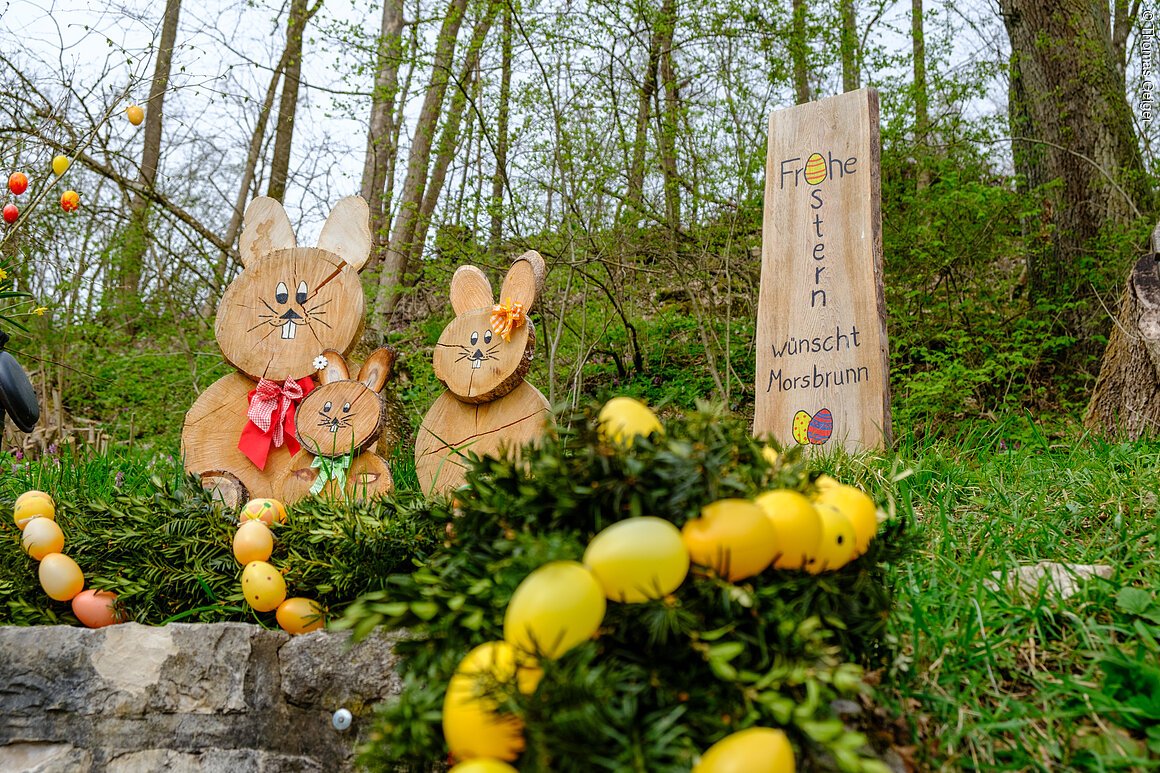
434,400,882,767
230,497,325,635
14,490,123,627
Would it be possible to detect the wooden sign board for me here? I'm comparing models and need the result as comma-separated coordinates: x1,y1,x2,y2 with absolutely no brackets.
754,88,891,451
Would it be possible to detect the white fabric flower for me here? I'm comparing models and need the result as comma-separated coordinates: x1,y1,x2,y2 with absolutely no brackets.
313,355,329,371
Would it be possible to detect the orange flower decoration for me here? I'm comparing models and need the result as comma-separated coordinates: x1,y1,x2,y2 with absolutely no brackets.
490,298,526,342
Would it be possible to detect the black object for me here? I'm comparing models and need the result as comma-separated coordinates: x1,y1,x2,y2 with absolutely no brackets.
0,331,39,432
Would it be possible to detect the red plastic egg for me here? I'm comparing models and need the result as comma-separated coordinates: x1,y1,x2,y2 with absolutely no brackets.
8,172,28,195
3,204,17,224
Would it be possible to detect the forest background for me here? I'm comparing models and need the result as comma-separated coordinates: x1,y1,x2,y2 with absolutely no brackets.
0,0,1155,451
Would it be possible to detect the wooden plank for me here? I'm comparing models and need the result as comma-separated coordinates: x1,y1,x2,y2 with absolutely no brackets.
754,88,891,451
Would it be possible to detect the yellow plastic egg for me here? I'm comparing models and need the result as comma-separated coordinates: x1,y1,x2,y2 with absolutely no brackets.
681,499,778,582
39,553,84,601
233,520,274,565
443,641,539,762
52,155,70,176
240,498,287,525
761,445,780,466
21,517,64,560
693,727,796,773
72,589,121,628
241,560,286,612
276,597,324,634
449,760,519,773
126,104,145,125
14,490,55,530
583,516,689,602
754,490,822,571
504,561,605,659
813,484,878,557
597,396,663,447
805,505,856,574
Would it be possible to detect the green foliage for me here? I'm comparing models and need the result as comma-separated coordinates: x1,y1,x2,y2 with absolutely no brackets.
885,423,1160,770
338,403,910,771
0,455,444,626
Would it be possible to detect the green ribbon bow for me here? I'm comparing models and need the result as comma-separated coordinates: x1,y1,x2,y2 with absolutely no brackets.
310,454,352,495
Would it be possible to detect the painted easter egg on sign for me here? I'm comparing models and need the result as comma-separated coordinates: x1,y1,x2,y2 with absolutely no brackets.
804,152,827,185
791,410,811,444
806,408,833,445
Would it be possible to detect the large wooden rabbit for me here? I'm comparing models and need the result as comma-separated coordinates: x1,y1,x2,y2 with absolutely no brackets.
415,251,552,495
182,196,373,506
276,348,396,502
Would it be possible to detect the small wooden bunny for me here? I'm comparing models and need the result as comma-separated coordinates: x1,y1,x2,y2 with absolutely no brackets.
415,251,551,495
277,348,397,502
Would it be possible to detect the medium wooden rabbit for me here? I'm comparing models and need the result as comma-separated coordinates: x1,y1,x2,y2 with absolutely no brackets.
415,251,551,495
182,196,372,507
276,348,397,502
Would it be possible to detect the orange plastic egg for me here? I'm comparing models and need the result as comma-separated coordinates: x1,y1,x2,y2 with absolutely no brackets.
21,517,64,560
126,104,144,125
60,190,79,212
681,499,778,581
233,520,273,564
39,553,84,601
241,560,286,612
14,491,55,530
71,589,121,628
240,498,287,525
276,597,324,634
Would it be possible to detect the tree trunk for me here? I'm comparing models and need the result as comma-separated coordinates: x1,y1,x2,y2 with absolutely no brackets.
371,0,469,333
625,12,662,218
267,0,316,202
912,0,930,190
489,2,512,253
1111,0,1134,89
1084,230,1160,438
999,0,1151,300
791,0,810,104
656,0,680,230
410,5,498,267
840,0,859,92
116,0,181,326
360,0,406,269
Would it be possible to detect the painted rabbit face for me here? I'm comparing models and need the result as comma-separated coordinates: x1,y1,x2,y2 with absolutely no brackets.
431,255,544,406
215,197,372,382
295,348,396,457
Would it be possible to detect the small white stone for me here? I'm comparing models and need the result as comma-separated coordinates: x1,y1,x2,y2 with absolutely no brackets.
331,708,352,731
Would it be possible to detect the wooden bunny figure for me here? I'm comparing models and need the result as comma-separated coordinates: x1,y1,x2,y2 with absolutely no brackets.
276,348,397,502
182,196,373,507
415,251,552,495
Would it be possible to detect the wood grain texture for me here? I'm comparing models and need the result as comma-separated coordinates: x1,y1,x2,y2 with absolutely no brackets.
278,450,394,503
498,250,545,310
754,88,891,451
239,197,296,269
296,382,383,456
450,265,493,314
181,372,294,498
316,196,372,270
216,247,364,381
415,381,550,495
433,312,533,404
199,472,247,510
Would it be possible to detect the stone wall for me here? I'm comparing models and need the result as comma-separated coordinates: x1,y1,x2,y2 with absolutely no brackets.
0,623,403,772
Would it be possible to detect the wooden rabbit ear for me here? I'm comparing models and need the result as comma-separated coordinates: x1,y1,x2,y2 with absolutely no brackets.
357,346,397,393
317,196,372,271
499,251,546,312
317,349,349,384
450,265,493,314
239,197,296,269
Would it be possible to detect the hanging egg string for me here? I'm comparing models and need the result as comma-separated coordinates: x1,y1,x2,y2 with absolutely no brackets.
234,498,325,635
14,490,121,628
0,79,145,251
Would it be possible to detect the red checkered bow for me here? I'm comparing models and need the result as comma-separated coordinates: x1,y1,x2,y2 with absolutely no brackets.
238,376,315,469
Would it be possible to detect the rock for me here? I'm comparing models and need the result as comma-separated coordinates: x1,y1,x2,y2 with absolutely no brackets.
987,562,1112,600
0,623,402,771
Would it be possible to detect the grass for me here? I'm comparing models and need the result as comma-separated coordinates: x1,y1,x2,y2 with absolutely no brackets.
1,414,1158,770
